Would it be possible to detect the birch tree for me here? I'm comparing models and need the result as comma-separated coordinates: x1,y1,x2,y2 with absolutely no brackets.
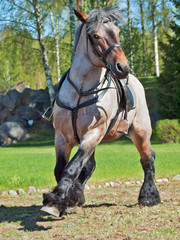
139,0,146,75
69,0,76,61
127,0,134,73
0,0,55,103
151,0,159,77
50,11,61,81
33,0,55,103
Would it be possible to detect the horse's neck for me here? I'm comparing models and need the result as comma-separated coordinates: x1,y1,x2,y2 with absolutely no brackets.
70,54,105,92
70,25,105,91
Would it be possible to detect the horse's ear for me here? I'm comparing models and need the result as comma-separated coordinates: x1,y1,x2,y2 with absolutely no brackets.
74,9,88,23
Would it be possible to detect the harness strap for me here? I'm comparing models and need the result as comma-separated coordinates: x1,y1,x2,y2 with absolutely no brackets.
56,70,113,144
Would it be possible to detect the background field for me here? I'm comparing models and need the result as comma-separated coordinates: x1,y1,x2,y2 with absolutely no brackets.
0,136,180,192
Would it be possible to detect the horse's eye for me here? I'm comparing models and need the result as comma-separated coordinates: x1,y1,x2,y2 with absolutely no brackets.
93,34,100,40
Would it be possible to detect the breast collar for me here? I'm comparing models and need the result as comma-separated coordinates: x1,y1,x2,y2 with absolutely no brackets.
56,69,114,144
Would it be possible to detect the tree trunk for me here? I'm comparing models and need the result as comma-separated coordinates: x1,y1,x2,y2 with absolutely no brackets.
50,11,61,82
151,0,159,77
127,0,134,74
33,1,55,103
139,0,146,76
69,0,76,62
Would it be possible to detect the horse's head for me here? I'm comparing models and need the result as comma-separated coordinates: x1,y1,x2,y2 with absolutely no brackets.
75,6,129,79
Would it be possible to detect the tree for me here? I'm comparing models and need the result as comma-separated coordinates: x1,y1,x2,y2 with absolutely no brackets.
127,0,134,73
157,0,180,118
69,0,76,61
33,0,55,103
151,0,159,77
139,0,146,75
50,11,61,82
0,0,55,103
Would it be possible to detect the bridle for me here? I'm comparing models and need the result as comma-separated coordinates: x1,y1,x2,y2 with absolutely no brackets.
87,32,124,78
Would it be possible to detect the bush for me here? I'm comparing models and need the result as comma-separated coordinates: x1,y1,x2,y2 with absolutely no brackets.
155,119,180,143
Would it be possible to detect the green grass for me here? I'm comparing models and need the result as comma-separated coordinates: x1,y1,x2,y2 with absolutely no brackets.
0,137,179,191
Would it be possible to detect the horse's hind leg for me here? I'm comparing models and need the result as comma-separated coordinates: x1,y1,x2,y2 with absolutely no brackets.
128,124,161,206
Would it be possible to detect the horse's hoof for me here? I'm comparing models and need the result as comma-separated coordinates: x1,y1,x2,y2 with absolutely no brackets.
40,206,60,217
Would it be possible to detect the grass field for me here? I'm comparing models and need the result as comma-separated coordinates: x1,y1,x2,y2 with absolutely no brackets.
0,137,180,192
0,182,179,239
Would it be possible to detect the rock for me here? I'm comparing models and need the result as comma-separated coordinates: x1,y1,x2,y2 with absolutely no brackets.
0,108,10,125
17,189,26,195
0,95,4,111
8,190,17,196
156,179,163,183
2,89,20,110
104,182,110,187
162,178,168,182
173,175,180,180
27,186,36,194
6,116,28,128
1,191,7,196
15,106,41,121
20,88,50,111
136,181,141,184
125,181,132,185
11,82,29,93
0,121,27,141
0,130,6,145
109,181,116,187
117,181,122,185
90,185,96,189
85,184,90,190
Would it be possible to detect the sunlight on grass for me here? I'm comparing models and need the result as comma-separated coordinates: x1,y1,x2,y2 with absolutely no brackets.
0,140,179,191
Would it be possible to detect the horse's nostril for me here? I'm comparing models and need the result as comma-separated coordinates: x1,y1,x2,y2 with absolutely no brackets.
116,63,124,73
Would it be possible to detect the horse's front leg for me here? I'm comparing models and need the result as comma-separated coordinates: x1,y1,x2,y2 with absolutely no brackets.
68,151,96,208
42,130,101,216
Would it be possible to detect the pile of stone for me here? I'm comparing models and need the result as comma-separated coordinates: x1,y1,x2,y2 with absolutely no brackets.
1,175,180,197
0,82,50,146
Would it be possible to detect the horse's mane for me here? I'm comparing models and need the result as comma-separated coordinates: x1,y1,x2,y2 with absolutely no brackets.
86,6,124,33
73,6,124,51
74,22,84,52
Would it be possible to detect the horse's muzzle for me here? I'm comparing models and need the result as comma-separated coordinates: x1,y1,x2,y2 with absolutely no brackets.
115,62,129,79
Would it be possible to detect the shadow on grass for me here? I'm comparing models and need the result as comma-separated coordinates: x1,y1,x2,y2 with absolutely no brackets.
83,203,117,208
0,204,61,232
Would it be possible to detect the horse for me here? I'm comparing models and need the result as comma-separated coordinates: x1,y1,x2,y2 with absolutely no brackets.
41,6,161,217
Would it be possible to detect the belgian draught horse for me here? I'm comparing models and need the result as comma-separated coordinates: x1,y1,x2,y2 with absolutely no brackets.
41,6,161,217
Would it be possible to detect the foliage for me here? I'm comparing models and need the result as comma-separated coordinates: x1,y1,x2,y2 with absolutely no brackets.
157,0,180,118
0,0,175,92
155,119,180,143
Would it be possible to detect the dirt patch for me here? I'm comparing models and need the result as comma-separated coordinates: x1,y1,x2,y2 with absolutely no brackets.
0,182,179,239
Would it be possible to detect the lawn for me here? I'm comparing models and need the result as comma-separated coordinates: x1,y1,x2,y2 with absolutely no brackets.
0,137,179,192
